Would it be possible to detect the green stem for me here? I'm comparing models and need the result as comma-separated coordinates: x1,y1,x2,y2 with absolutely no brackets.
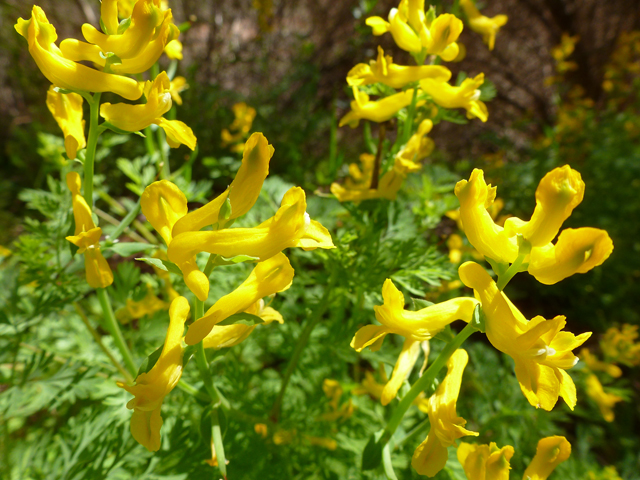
194,298,219,402
370,122,386,190
177,379,210,402
109,200,142,241
496,252,526,291
73,301,132,382
269,273,337,422
83,92,102,207
382,442,398,480
96,288,137,377
156,127,170,179
211,407,227,477
382,322,477,443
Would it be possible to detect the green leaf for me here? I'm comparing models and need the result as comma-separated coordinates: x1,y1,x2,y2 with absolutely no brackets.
137,344,163,377
106,242,154,257
471,303,486,333
212,254,259,266
216,312,264,327
412,297,434,310
219,197,232,220
361,429,385,470
479,79,497,102
135,257,183,275
117,17,131,34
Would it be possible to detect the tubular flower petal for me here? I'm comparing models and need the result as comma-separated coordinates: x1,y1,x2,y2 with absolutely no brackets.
503,165,585,247
397,119,435,164
65,172,113,288
388,7,422,53
82,0,164,59
366,16,391,36
454,169,518,263
101,72,172,132
118,296,190,451
164,39,183,60
421,74,488,122
579,348,622,378
156,118,197,150
522,436,571,480
421,14,464,61
140,180,208,300
381,338,421,405
339,87,416,128
15,6,142,100
585,374,623,422
101,0,120,35
455,167,613,284
173,133,274,236
458,261,590,410
527,228,614,285
141,180,188,246
203,299,285,350
351,278,479,350
412,349,478,477
457,442,514,480
347,46,452,89
168,76,188,105
46,86,85,159
101,72,196,150
186,252,294,345
460,0,507,51
168,186,334,266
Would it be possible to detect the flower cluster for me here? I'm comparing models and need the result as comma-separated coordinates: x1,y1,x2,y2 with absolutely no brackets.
332,0,506,203
351,165,612,477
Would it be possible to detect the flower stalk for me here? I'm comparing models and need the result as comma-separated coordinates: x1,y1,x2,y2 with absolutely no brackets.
83,92,102,207
96,287,137,377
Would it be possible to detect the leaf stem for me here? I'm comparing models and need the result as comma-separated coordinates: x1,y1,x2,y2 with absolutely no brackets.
73,301,132,382
83,92,102,207
382,322,477,444
269,272,337,422
96,287,137,377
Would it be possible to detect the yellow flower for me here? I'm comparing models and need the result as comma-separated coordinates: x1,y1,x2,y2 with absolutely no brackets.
118,296,190,451
142,133,291,301
141,179,208,300
15,6,142,100
523,436,571,480
100,72,197,150
458,261,590,410
172,132,274,236
230,102,257,135
420,73,488,122
164,39,183,60
578,348,622,378
455,168,613,284
351,278,478,404
201,299,283,349
459,0,508,51
600,324,640,367
64,172,113,289
116,285,168,324
46,86,85,160
366,2,463,61
254,423,268,438
339,87,416,128
169,76,188,105
330,122,432,204
320,379,354,422
347,46,451,89
186,252,293,345
168,186,334,271
457,442,514,480
411,349,478,477
585,374,623,422
82,0,164,59
397,119,435,163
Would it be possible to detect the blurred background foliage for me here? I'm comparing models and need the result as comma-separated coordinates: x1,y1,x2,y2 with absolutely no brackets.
1,0,640,479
